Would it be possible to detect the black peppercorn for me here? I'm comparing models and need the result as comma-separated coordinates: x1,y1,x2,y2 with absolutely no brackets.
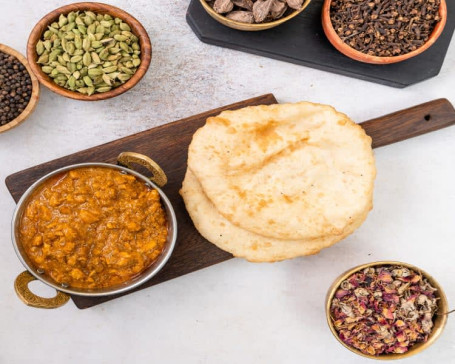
0,50,32,126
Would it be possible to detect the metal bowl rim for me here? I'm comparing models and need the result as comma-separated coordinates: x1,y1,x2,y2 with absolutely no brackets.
11,162,178,297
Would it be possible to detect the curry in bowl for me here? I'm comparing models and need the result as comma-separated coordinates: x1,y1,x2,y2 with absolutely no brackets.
19,166,168,290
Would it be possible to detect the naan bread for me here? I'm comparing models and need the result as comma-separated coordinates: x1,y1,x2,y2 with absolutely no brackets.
180,169,363,262
188,102,375,240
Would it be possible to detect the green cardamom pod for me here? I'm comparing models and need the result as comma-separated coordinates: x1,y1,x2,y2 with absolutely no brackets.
36,41,45,55
68,12,76,23
56,65,71,75
44,40,52,51
82,38,91,51
91,52,101,64
67,62,77,73
64,32,75,40
68,76,76,89
95,32,104,41
132,58,141,67
119,42,130,53
117,73,131,82
87,23,96,35
85,11,97,20
103,65,117,73
82,52,92,66
37,53,49,64
66,42,76,55
62,53,71,62
70,55,82,63
73,71,81,79
87,86,95,96
119,23,131,31
99,48,110,60
83,76,94,86
75,17,85,26
104,14,113,21
114,34,128,42
75,35,83,50
50,68,60,77
41,66,54,74
102,74,112,86
88,68,103,77
100,20,112,28
84,16,93,26
132,43,140,51
96,86,112,93
77,25,87,35
77,87,88,94
66,22,76,31
91,41,102,49
96,25,105,34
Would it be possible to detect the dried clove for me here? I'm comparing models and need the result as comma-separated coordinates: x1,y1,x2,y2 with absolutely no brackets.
330,0,442,57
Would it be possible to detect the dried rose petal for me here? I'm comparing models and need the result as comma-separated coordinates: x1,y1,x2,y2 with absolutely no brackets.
330,265,438,357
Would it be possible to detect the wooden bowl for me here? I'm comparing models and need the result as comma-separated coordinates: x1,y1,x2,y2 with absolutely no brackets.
26,2,152,101
199,0,312,31
326,261,449,360
322,0,447,64
0,44,40,134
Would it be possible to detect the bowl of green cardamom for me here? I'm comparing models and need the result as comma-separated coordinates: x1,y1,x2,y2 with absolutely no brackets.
27,2,152,101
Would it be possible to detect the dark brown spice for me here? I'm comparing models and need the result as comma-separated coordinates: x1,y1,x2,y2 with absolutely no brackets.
330,265,439,356
207,0,299,23
330,0,442,57
0,51,32,126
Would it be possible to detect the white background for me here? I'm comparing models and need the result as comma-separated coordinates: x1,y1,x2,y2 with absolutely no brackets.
0,1,454,363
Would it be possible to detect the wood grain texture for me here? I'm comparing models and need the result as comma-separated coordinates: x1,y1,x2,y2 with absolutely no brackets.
26,2,151,101
362,98,455,148
5,96,455,309
6,94,277,309
187,0,455,88
0,44,40,134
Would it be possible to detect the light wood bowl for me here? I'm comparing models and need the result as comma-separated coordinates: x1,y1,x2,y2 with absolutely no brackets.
0,44,40,134
27,2,152,101
326,261,449,360
322,0,447,64
199,0,312,31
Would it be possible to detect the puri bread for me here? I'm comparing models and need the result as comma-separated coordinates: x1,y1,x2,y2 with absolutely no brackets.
180,169,365,262
188,102,375,240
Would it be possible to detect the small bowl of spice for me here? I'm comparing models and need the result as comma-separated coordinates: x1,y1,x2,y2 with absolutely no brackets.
0,44,40,134
322,0,447,64
199,0,312,31
326,261,449,359
27,2,152,101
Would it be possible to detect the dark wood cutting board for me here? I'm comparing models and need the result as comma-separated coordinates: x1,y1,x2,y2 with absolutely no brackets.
186,0,455,88
6,94,455,309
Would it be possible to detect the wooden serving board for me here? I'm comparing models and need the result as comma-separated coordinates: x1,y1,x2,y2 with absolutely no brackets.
6,94,455,309
187,0,455,88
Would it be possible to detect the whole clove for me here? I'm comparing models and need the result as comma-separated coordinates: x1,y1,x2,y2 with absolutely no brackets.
207,0,304,24
330,0,442,57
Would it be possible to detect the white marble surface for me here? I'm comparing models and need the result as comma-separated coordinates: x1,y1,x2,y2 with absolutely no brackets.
0,0,454,363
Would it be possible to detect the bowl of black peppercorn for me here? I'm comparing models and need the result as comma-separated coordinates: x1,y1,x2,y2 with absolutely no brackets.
0,44,40,134
322,0,447,64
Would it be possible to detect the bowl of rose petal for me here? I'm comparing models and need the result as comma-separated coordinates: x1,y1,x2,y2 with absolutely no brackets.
199,0,312,31
326,261,450,360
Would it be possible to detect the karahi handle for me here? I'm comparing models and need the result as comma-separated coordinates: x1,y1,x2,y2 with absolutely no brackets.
117,152,168,187
14,271,70,309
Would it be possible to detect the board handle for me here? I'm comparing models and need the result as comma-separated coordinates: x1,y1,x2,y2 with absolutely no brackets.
117,152,168,187
360,99,455,149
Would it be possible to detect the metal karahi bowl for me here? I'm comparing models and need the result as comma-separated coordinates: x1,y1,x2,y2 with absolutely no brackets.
325,261,449,360
12,152,177,309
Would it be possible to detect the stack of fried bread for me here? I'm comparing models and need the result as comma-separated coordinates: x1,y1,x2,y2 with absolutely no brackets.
180,102,376,262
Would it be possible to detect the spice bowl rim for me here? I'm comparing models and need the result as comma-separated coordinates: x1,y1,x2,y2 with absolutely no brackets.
12,157,178,304
26,1,152,101
198,0,312,31
0,43,40,134
325,260,449,360
321,0,448,65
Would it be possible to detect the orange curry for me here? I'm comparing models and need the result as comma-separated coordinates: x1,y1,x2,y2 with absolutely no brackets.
19,167,168,289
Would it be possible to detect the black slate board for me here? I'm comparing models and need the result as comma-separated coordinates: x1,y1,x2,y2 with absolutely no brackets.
187,0,455,88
